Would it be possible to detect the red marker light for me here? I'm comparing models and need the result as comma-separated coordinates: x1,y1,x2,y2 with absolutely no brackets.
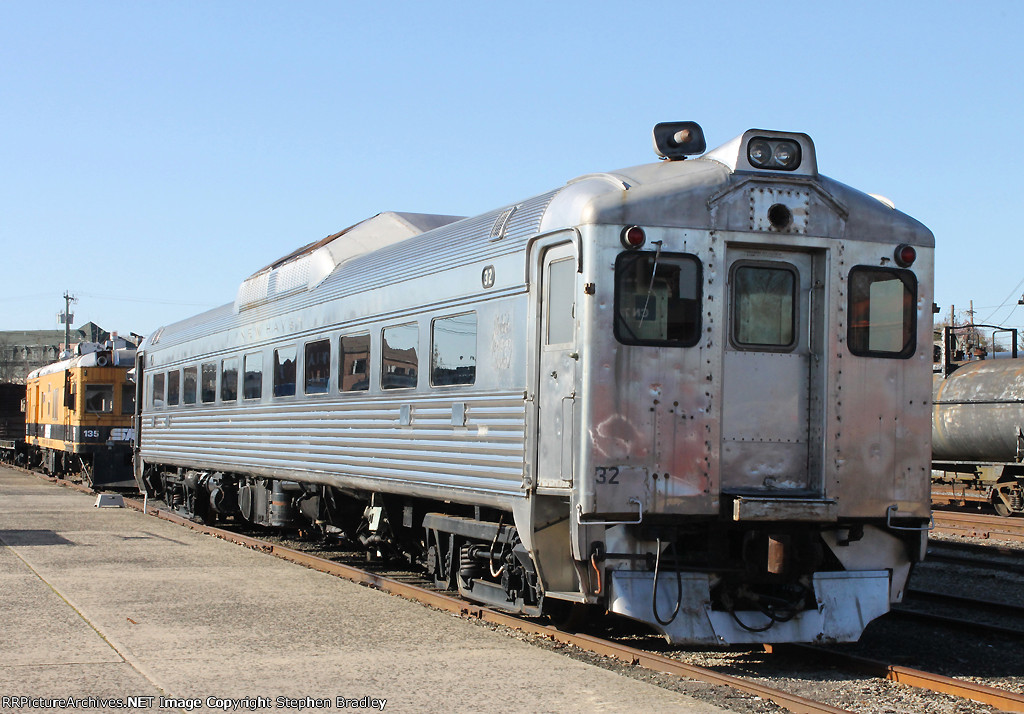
894,244,916,268
620,226,646,249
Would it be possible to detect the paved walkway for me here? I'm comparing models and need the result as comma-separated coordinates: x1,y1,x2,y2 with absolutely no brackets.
0,466,729,713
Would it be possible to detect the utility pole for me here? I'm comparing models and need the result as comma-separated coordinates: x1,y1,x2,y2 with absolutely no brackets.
58,292,77,359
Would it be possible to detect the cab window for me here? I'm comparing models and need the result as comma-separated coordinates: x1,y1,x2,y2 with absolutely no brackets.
848,267,917,358
614,251,701,346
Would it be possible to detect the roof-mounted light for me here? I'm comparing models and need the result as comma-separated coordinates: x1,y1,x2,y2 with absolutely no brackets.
747,137,802,171
653,121,706,161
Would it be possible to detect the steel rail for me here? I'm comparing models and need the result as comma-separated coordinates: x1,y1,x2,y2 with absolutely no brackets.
932,511,1024,541
769,645,1024,712
31,470,1023,713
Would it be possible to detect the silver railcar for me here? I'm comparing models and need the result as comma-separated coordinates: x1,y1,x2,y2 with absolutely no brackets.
135,122,934,644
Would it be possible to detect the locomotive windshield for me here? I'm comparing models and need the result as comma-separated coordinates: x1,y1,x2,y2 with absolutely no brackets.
614,251,701,346
847,266,917,358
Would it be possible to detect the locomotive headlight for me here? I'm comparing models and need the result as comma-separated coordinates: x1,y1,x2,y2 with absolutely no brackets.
748,140,773,168
746,137,802,171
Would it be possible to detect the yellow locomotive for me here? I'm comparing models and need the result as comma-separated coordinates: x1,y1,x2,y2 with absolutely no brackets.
25,340,137,489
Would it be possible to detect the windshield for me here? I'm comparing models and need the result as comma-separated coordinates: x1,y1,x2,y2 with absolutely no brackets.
614,251,702,346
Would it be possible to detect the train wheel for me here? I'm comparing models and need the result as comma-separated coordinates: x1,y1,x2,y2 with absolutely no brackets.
992,494,1012,517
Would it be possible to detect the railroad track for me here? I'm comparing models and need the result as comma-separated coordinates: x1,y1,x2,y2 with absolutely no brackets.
932,510,1024,542
31,470,1024,713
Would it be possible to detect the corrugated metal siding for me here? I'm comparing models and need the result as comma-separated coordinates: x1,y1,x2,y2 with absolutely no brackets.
140,392,527,499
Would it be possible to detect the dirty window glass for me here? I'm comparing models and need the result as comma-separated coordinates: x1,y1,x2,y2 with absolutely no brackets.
85,384,114,414
221,358,238,402
732,264,796,348
167,370,180,406
183,366,197,405
340,334,370,392
243,353,263,400
615,251,702,346
431,313,476,386
848,267,916,358
304,339,331,394
201,363,217,403
274,346,297,397
382,324,418,390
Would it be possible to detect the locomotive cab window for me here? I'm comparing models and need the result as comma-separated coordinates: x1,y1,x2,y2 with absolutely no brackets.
274,346,297,397
431,313,476,386
304,339,331,394
121,383,135,415
731,263,797,349
614,251,702,346
340,334,370,392
85,384,114,414
382,323,418,390
848,266,917,358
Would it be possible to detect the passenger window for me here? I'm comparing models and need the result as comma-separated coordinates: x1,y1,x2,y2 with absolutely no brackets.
183,366,198,405
614,251,702,346
546,258,576,345
167,370,180,407
304,339,331,394
221,358,239,402
274,346,297,397
848,267,917,358
85,384,114,414
431,313,476,386
121,384,135,415
732,263,796,349
382,324,418,390
339,334,370,392
243,353,263,400
152,373,165,408
201,363,217,403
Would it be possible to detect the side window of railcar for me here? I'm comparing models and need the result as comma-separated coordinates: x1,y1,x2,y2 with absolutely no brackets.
614,251,702,346
431,313,476,386
274,346,297,397
201,362,217,403
731,263,797,350
121,384,135,415
339,334,370,392
85,385,114,414
848,267,917,358
221,358,238,402
243,353,263,400
167,370,180,407
381,324,418,390
304,339,331,394
183,366,198,405
151,373,165,408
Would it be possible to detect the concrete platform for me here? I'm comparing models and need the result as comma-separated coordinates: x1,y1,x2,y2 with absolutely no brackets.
0,466,729,713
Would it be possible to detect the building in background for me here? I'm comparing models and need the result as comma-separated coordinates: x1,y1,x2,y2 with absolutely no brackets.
0,323,137,384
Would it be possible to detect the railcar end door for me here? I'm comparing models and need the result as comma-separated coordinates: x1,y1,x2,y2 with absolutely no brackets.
536,243,578,490
721,247,823,496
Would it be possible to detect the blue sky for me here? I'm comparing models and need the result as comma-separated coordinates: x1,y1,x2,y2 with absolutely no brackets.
2,1,1022,346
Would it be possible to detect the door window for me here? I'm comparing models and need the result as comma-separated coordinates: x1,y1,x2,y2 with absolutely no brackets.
731,263,796,349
